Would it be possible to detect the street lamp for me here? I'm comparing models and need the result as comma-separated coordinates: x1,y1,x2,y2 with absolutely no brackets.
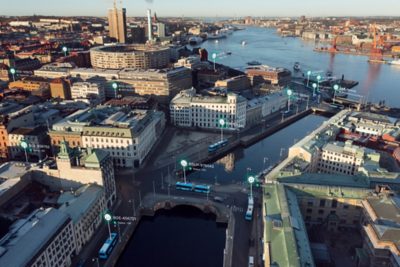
333,84,340,104
312,83,317,97
104,213,113,240
287,89,293,112
20,140,29,163
62,46,68,57
180,159,188,184
112,82,118,99
306,70,312,87
212,52,217,72
9,68,16,82
219,118,226,142
248,175,255,199
316,75,322,92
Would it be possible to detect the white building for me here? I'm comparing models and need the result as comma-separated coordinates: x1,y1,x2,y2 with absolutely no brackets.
81,110,165,168
317,141,366,176
0,208,76,267
170,88,247,130
51,106,165,168
71,82,106,103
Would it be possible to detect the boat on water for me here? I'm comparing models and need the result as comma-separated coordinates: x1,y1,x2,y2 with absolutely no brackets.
293,62,301,72
206,31,227,40
247,60,261,66
188,36,203,46
388,59,400,65
241,40,247,46
226,51,232,55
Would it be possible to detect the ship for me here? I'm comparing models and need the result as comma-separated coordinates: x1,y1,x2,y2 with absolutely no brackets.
206,31,227,40
293,62,301,72
388,59,400,65
188,36,203,46
247,60,262,66
241,41,247,46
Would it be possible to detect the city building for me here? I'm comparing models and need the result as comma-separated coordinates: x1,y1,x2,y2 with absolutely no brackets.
70,81,106,103
34,62,76,79
0,106,35,159
131,25,146,44
90,44,170,70
58,184,106,254
0,162,108,266
170,88,247,130
0,208,75,267
215,75,251,91
108,3,127,43
246,65,291,86
156,22,166,38
49,78,72,100
360,192,400,267
50,106,165,168
263,183,315,267
317,141,380,176
174,55,209,70
245,92,288,127
41,142,116,207
8,126,50,161
116,67,192,103
9,76,51,99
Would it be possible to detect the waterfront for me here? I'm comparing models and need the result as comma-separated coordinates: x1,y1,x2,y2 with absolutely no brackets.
116,206,226,267
187,114,327,185
194,27,400,107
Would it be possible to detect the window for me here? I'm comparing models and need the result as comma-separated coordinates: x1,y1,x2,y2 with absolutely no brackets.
319,199,326,207
306,208,312,214
318,209,324,215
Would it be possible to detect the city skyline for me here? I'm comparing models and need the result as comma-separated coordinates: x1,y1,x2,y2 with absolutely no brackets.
1,0,400,17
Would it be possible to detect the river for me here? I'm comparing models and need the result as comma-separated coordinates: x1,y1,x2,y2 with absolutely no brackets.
194,27,400,107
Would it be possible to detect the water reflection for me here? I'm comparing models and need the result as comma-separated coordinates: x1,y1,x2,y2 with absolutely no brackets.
189,115,327,185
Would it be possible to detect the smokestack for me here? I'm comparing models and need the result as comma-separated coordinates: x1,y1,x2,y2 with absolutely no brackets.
147,9,153,41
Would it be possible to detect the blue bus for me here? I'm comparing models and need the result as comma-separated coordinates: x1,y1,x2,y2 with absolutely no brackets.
176,182,194,191
208,139,228,153
245,197,254,221
194,184,211,194
99,233,118,260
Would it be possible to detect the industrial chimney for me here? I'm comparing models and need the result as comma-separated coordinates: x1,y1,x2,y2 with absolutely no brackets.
147,9,153,41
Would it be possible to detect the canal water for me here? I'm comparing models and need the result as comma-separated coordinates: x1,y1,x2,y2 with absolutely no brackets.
116,206,226,267
195,27,400,107
118,26,400,267
118,114,326,267
187,114,326,185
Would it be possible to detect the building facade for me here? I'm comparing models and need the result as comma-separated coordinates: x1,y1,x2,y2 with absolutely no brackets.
70,82,106,103
170,88,247,130
108,6,127,43
90,44,170,70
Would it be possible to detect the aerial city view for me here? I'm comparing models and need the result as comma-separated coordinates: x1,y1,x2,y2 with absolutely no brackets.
1,0,400,266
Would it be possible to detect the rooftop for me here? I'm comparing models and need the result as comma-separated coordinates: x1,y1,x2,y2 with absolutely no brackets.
58,184,103,223
0,208,70,267
263,184,315,267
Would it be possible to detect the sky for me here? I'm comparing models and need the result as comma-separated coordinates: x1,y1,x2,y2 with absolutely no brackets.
1,0,400,17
